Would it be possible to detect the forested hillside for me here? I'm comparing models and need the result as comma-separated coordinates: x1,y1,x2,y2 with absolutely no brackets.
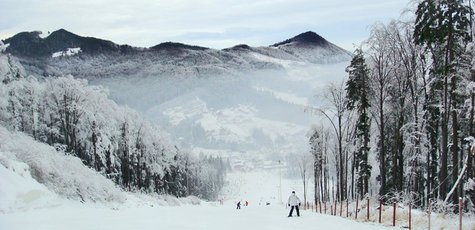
0,55,227,200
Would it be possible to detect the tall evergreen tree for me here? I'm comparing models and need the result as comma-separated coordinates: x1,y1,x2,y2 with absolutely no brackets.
345,49,372,197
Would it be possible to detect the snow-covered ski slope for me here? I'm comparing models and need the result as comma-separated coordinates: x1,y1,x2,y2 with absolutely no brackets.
0,126,390,230
1,202,396,230
1,125,474,230
221,170,475,230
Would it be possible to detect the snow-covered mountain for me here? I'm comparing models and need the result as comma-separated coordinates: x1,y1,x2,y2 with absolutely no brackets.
271,31,351,64
2,29,350,78
1,29,351,157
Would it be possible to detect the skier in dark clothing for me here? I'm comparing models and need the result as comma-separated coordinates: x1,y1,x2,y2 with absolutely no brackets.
236,201,241,209
287,191,301,217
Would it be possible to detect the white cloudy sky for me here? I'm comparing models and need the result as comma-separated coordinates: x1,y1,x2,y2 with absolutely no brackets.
0,0,411,51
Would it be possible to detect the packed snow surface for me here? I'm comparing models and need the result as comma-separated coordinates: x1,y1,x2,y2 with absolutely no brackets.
0,202,397,230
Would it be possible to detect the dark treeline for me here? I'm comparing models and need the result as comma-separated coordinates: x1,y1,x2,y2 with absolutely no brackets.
0,69,227,200
309,0,475,212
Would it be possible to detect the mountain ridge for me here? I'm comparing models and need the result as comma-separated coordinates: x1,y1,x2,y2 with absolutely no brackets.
0,28,352,171
1,29,352,79
2,29,348,56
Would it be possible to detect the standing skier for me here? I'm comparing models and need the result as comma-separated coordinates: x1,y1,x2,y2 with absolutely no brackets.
236,201,241,209
287,191,301,217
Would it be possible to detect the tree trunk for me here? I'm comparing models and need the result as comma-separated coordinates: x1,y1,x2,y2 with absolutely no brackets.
351,151,356,200
469,71,475,206
338,115,345,201
439,79,449,199
314,158,319,203
379,85,387,196
450,71,459,204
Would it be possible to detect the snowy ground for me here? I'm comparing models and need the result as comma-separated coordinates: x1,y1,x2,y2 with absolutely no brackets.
0,146,393,230
0,127,472,230
0,167,395,230
1,200,396,230
2,165,474,230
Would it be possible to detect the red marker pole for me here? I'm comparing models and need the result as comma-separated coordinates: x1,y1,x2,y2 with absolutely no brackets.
334,200,337,216
355,199,359,219
340,201,343,216
333,203,335,216
378,199,382,224
459,197,462,230
392,202,396,227
428,200,431,230
367,198,370,220
346,199,349,218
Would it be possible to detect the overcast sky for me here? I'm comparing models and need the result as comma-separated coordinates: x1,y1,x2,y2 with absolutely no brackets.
0,0,412,51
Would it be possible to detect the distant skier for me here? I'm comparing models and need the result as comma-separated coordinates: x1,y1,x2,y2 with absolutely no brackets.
287,191,301,217
236,201,241,209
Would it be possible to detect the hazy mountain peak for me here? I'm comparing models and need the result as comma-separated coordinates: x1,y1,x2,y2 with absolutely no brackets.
150,42,209,51
46,28,79,40
222,44,252,51
272,31,328,47
50,28,75,35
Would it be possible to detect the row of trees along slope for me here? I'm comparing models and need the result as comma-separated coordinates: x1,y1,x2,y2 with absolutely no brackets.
0,57,227,200
309,0,475,212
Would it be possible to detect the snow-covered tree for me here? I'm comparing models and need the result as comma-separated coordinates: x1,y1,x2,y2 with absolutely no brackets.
346,48,371,197
415,0,472,204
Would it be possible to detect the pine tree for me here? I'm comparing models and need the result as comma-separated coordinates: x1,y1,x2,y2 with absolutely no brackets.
345,49,372,197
